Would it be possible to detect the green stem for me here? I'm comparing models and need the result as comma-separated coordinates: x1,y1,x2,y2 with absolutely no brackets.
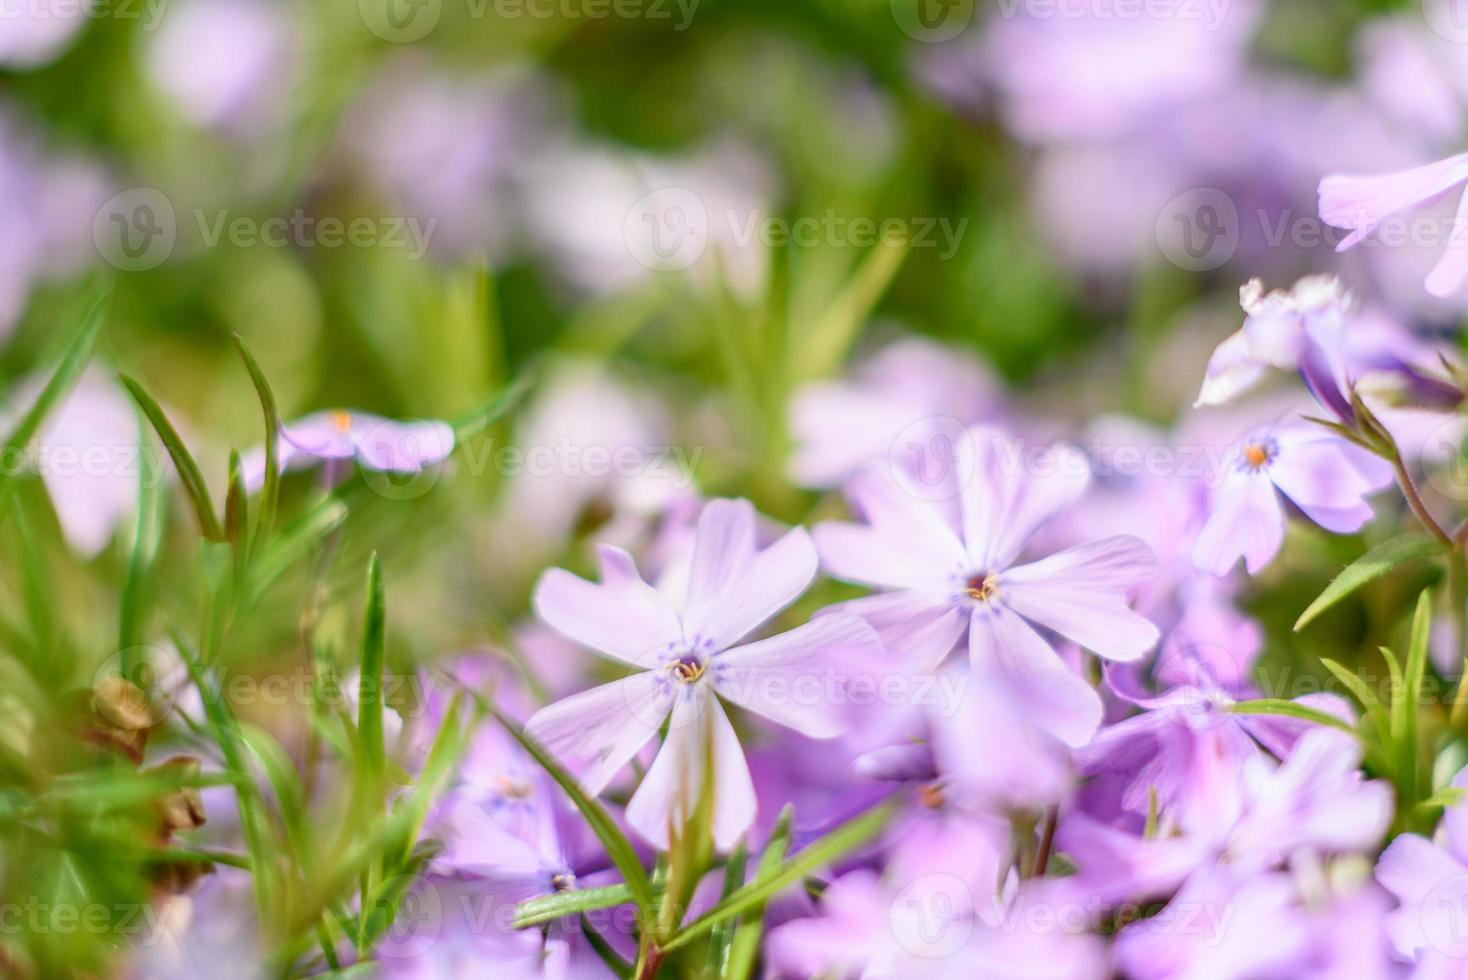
1390,449,1452,549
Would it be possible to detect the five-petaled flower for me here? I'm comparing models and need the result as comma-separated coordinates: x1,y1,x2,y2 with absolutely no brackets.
525,498,884,850
812,426,1160,747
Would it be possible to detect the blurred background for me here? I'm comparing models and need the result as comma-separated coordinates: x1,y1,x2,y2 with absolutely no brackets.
4,0,1468,973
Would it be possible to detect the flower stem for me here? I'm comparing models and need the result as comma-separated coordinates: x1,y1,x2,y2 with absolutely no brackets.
1389,449,1452,550
1029,806,1059,878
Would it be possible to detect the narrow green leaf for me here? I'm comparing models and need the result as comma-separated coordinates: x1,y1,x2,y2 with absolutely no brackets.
244,496,349,606
1228,699,1359,737
239,723,312,862
225,450,248,547
452,372,535,444
232,333,281,545
796,237,909,378
663,799,896,954
118,406,166,654
0,281,110,514
119,373,226,542
515,884,636,928
706,839,748,974
1319,657,1389,748
1400,591,1433,804
1295,535,1441,631
492,706,654,917
357,554,387,802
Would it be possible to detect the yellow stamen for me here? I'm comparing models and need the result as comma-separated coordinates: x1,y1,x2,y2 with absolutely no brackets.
1243,444,1269,468
331,410,352,434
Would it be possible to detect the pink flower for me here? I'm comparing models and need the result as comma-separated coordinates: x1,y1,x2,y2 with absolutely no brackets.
813,427,1159,746
1192,420,1393,576
1320,151,1468,297
243,410,454,491
525,498,883,850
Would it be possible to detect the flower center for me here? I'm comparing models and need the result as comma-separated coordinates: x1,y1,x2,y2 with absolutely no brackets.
1239,439,1277,472
668,653,706,684
495,775,535,801
965,572,999,603
550,872,577,893
918,783,946,810
331,410,352,434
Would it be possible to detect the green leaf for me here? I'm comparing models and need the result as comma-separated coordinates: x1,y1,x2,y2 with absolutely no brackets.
1228,699,1359,738
795,237,909,379
662,798,897,955
356,554,387,804
452,372,535,444
118,406,167,654
1319,657,1389,748
119,373,227,542
232,333,281,546
1399,591,1433,804
491,706,654,918
706,839,748,975
724,805,791,980
239,723,311,861
514,884,637,928
1295,534,1441,631
0,281,110,514
243,496,349,606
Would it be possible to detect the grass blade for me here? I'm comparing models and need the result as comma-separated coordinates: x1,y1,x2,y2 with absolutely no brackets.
491,706,654,917
1295,534,1441,631
514,883,636,928
119,373,226,542
1228,698,1359,737
232,333,281,545
662,798,896,955
0,282,110,514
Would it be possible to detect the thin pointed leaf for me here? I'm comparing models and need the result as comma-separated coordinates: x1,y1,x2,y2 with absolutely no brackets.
662,798,897,954
118,406,166,653
1228,699,1359,738
357,554,387,802
0,282,110,513
1319,657,1389,749
491,706,654,917
119,373,226,541
724,806,791,980
1401,591,1433,803
1295,535,1441,631
452,373,535,443
515,884,637,928
232,334,281,544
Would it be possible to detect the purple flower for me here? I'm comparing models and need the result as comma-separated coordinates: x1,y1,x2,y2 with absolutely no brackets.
242,410,454,491
525,498,884,850
766,869,1106,979
1,367,144,557
0,1,86,69
1320,151,1468,298
1196,276,1360,418
1376,765,1468,966
1191,419,1393,576
787,337,1003,489
813,427,1159,746
145,0,295,136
